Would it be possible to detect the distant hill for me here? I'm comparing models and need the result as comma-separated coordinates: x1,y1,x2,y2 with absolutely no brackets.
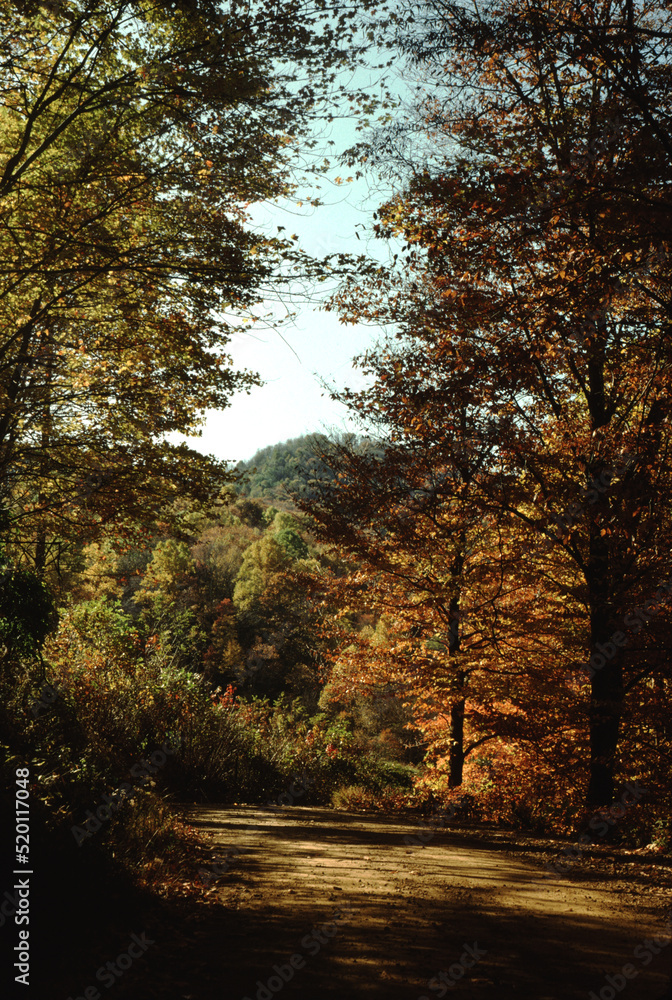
236,433,338,503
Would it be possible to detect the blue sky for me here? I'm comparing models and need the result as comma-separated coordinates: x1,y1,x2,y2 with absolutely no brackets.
190,188,387,464
196,311,376,465
176,64,404,464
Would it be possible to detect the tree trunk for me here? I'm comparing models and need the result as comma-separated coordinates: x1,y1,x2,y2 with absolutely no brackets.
34,529,47,577
586,505,623,808
447,558,465,787
448,685,465,786
587,653,623,807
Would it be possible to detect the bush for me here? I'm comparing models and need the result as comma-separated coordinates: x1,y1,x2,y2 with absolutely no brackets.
4,594,428,882
331,785,375,810
0,567,57,660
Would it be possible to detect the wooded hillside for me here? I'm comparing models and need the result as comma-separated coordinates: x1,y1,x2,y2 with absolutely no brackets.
2,0,672,994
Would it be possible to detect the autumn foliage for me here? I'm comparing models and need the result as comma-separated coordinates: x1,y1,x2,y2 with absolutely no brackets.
3,17,672,991
301,0,672,825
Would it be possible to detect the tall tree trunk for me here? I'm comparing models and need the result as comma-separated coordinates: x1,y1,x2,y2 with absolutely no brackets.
587,643,623,807
448,675,466,787
586,504,623,807
584,339,625,807
447,550,465,787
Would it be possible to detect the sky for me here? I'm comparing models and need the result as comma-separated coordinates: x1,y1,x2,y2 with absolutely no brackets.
185,190,387,465
174,62,404,465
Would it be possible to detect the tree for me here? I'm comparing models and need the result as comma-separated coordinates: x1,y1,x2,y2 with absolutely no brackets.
233,536,293,613
0,0,377,570
326,0,672,808
191,522,258,602
236,433,338,502
133,539,195,611
300,427,581,795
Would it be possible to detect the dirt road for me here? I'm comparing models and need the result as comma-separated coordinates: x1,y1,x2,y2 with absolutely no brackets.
181,805,671,1000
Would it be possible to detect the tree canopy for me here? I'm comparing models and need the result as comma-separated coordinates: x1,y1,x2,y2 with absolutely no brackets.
309,0,672,809
0,0,376,568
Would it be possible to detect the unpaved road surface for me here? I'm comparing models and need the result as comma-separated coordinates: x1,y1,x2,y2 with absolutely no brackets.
181,805,671,1000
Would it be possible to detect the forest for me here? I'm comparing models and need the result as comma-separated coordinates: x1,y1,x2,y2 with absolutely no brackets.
1,0,672,997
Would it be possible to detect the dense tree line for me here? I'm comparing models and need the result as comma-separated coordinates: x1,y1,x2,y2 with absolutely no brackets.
0,0,381,572
300,0,672,828
0,4,406,991
2,5,672,992
236,433,348,502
